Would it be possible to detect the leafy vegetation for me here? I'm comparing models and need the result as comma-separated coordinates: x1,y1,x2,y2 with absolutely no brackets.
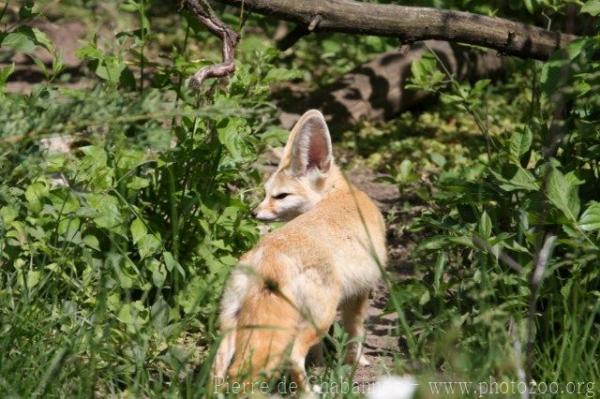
1,0,599,397
383,37,600,390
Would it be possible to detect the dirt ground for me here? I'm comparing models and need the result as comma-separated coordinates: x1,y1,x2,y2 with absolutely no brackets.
2,20,88,93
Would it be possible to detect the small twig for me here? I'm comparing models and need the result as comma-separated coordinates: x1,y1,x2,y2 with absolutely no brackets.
184,0,240,89
276,23,309,51
472,234,524,275
307,14,321,31
530,235,556,287
275,15,321,51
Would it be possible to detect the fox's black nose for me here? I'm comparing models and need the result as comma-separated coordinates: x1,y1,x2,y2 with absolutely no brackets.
251,209,257,218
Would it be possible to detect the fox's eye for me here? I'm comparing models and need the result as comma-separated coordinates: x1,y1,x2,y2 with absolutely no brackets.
272,193,290,200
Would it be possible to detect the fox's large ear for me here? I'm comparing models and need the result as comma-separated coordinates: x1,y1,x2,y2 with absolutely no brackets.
281,110,332,176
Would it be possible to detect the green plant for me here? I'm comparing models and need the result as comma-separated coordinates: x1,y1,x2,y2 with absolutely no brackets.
382,35,600,392
0,1,296,396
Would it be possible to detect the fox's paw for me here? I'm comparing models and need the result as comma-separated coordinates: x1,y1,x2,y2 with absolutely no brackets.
344,352,371,366
358,354,371,366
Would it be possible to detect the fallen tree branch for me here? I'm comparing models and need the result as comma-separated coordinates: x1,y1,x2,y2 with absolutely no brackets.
215,0,578,60
277,41,505,130
183,0,240,88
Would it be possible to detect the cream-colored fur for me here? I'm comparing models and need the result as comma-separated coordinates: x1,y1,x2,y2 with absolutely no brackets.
213,110,387,390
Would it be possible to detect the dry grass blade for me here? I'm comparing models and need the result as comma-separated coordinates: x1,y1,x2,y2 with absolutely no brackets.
526,234,557,379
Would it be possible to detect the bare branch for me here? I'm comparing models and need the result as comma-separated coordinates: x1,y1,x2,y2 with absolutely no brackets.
214,0,578,60
277,24,309,51
184,0,240,89
472,234,524,275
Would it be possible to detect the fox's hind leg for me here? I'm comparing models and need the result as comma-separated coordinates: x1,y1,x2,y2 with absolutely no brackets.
290,328,323,392
341,292,370,366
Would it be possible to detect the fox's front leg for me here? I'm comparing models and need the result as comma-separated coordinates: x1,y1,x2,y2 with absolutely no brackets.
341,292,370,366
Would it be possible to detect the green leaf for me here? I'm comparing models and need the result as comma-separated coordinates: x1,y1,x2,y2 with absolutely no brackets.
126,176,149,190
419,290,430,305
546,167,582,222
25,181,49,213
216,117,250,161
419,236,449,250
81,145,108,167
119,0,141,12
26,270,41,290
76,42,103,60
147,260,167,288
48,189,79,214
87,194,123,230
433,253,446,293
58,217,81,242
0,206,19,224
2,30,36,53
118,301,148,331
448,236,476,248
430,152,447,167
579,201,600,231
479,211,492,238
19,2,38,19
1,26,53,53
524,0,535,13
130,218,147,243
581,0,600,15
52,52,65,76
137,234,161,259
322,38,342,53
263,67,303,83
83,234,100,251
398,159,412,178
490,167,539,192
408,53,446,92
31,28,54,52
567,39,587,60
175,276,206,314
560,279,573,299
411,54,437,82
111,256,137,289
509,128,532,161
164,251,185,277
33,57,49,78
540,56,569,98
0,64,15,87
151,296,170,330
95,58,126,83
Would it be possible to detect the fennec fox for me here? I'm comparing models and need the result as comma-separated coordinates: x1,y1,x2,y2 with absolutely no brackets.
213,110,387,388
